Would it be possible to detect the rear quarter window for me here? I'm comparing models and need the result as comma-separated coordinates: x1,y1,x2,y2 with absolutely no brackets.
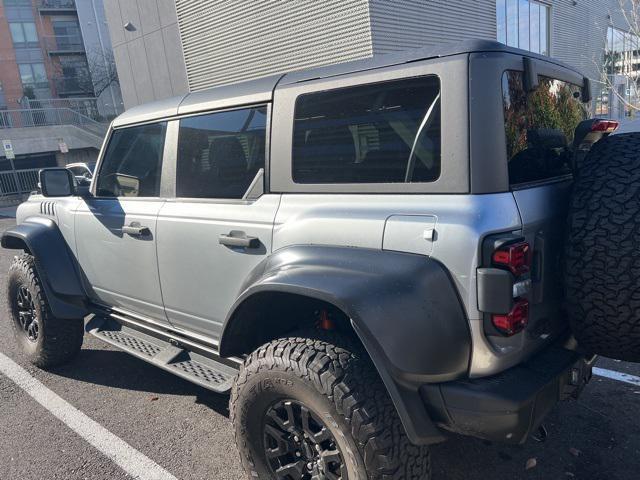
292,76,441,184
502,71,589,186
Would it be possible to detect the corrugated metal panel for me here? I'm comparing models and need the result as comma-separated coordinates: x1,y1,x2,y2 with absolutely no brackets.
175,0,374,92
369,0,497,54
549,0,621,81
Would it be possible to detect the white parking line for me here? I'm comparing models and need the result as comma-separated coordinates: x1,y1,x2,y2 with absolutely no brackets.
593,367,640,387
0,352,177,480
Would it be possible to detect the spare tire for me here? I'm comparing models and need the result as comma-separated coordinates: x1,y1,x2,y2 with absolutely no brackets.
565,132,640,362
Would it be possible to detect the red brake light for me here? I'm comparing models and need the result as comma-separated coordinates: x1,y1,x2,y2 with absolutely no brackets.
591,119,619,133
492,299,529,336
492,242,531,276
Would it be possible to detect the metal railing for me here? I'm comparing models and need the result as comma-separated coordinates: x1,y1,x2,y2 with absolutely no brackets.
27,97,101,120
43,35,84,53
39,0,76,10
0,108,107,138
0,168,39,200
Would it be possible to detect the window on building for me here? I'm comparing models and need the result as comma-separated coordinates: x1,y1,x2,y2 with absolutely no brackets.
18,63,48,89
292,76,441,184
602,26,640,118
57,56,92,94
96,122,167,198
9,22,38,48
52,20,83,50
497,0,550,55
176,107,267,199
502,71,589,185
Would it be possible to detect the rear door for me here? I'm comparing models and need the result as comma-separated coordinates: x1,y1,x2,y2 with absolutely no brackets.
75,121,169,323
156,106,279,340
501,69,589,345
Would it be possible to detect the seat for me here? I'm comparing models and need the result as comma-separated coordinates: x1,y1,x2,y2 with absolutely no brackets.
295,125,356,183
207,136,250,198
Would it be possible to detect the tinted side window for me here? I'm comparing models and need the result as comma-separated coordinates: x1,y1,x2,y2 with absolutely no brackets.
292,76,441,184
96,122,166,197
502,71,589,185
176,107,267,199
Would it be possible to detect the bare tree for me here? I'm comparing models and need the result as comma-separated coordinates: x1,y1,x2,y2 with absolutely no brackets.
84,48,120,98
597,0,640,114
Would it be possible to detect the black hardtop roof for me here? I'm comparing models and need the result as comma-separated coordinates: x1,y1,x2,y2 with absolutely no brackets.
113,39,583,128
280,39,582,85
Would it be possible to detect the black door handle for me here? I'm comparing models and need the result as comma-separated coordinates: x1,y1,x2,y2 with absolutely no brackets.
219,231,260,248
122,222,151,237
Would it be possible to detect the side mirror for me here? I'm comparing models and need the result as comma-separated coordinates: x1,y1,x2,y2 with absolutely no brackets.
40,168,75,197
76,176,91,187
115,173,140,197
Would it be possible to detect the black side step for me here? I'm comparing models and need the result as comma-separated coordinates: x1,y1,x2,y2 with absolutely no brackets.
86,316,237,393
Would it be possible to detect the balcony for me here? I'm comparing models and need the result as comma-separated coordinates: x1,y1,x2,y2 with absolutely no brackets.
53,76,92,96
39,0,76,14
43,35,85,55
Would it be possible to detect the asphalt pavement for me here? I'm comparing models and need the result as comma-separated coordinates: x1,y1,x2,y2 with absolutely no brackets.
0,216,638,480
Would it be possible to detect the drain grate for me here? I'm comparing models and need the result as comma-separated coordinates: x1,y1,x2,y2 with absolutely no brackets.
169,359,231,386
97,330,162,358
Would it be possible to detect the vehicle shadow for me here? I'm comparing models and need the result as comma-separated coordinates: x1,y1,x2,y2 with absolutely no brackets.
50,347,633,480
49,347,231,418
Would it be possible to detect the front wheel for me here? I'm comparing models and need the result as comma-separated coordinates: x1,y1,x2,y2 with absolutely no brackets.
7,253,84,368
230,332,431,480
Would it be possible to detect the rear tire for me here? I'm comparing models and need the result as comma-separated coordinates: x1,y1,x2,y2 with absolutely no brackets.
230,331,431,480
7,253,84,368
565,133,640,362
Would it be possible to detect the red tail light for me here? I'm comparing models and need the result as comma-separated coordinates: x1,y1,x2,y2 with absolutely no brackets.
492,299,529,336
591,119,619,133
492,242,531,277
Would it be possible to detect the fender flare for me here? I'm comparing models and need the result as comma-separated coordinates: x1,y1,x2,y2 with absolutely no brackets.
220,245,472,445
2,216,89,319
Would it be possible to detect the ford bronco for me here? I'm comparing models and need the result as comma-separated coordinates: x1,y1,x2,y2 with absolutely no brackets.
4,40,639,480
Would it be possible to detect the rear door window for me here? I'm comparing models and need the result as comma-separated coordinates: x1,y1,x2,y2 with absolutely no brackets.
502,71,589,186
176,106,267,199
292,76,441,184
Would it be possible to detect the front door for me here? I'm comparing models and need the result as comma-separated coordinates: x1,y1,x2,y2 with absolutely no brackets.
75,121,169,323
156,106,278,340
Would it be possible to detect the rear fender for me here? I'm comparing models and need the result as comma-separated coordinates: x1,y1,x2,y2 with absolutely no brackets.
221,245,472,444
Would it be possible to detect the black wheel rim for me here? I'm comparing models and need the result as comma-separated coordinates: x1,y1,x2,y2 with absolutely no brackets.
16,285,39,343
263,400,347,480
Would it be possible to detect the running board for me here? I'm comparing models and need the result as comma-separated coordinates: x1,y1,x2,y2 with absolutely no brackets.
86,316,237,393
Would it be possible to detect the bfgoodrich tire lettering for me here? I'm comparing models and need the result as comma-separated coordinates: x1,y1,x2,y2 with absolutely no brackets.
565,133,640,362
230,332,431,480
7,253,84,368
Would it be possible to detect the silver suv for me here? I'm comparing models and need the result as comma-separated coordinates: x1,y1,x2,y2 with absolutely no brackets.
3,41,612,480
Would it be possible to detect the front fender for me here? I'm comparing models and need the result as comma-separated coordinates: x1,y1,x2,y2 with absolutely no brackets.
2,216,89,318
221,245,472,444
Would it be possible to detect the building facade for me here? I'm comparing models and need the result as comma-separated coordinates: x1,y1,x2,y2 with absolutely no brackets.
106,0,637,120
0,0,117,196
0,0,123,118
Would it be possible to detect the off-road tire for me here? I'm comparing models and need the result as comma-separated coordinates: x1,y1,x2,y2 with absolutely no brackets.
7,253,84,368
565,133,640,362
230,331,431,480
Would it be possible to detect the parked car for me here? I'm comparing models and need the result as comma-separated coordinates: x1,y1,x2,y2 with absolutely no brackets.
3,40,638,480
66,161,96,185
